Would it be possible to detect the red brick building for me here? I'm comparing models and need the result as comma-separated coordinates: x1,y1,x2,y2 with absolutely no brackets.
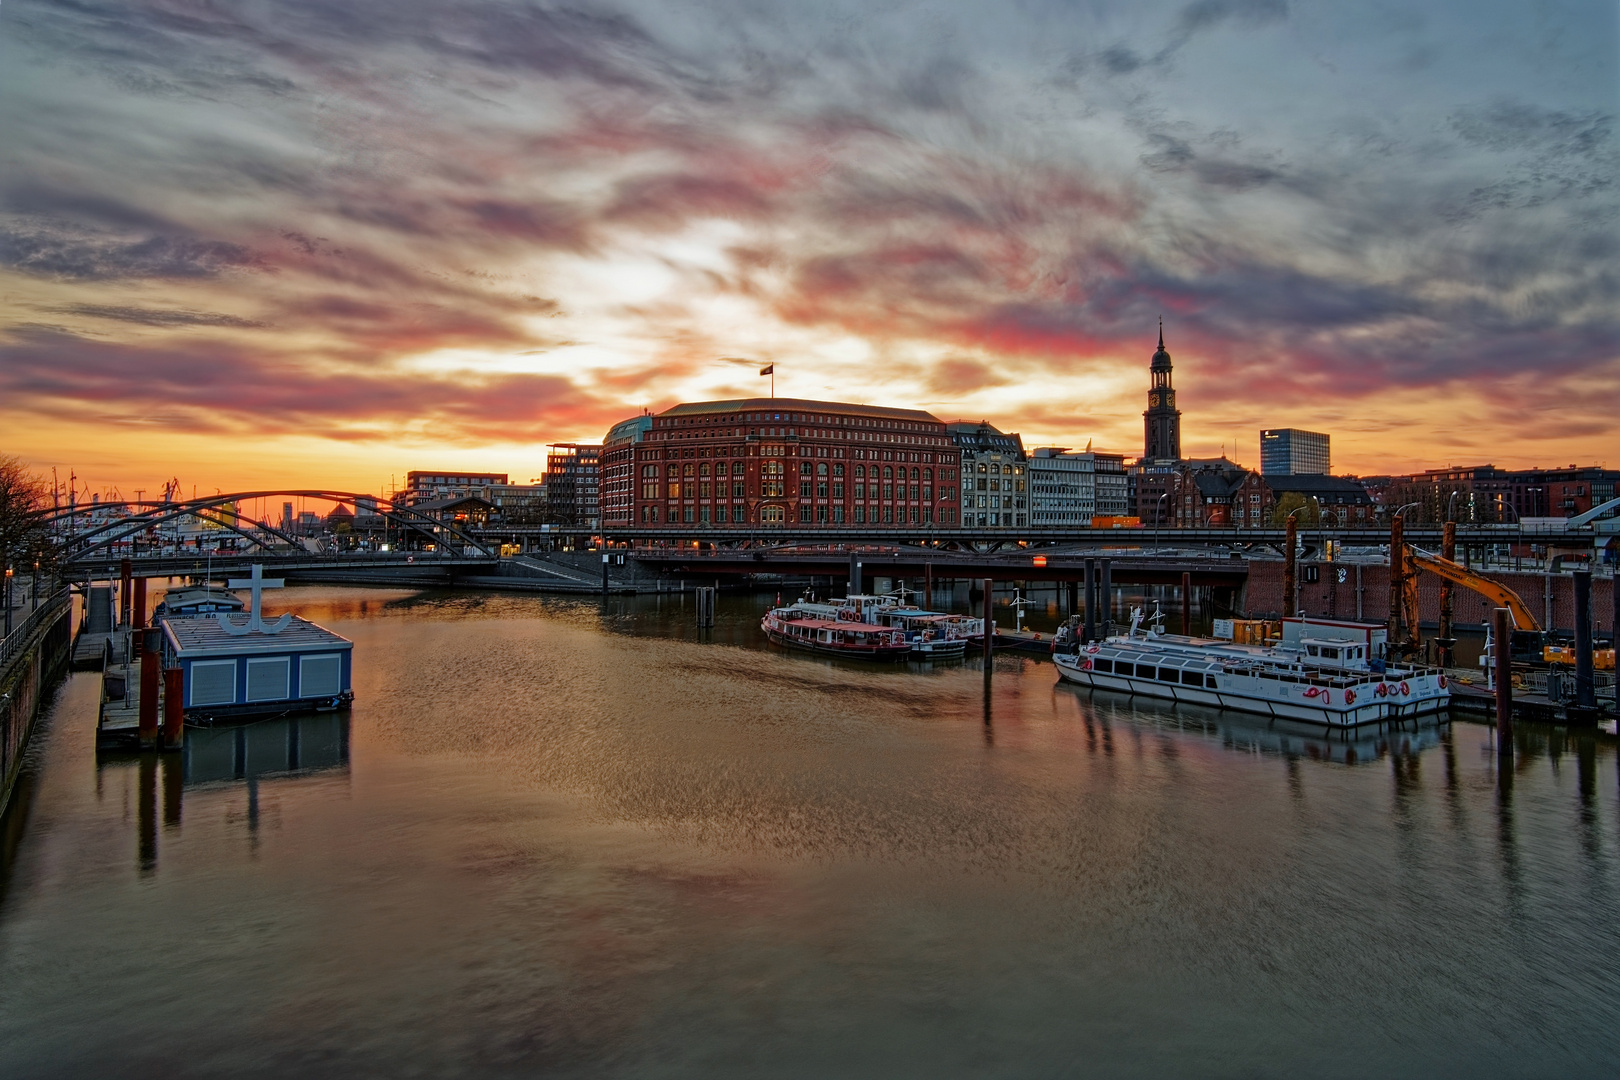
601,397,962,529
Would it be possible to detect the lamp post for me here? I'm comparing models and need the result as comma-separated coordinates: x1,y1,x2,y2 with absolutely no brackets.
1153,491,1170,554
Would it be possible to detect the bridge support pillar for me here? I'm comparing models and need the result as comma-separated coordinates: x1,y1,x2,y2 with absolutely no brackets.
1573,570,1595,710
133,576,147,629
1182,572,1192,635
1099,560,1112,639
1083,559,1096,643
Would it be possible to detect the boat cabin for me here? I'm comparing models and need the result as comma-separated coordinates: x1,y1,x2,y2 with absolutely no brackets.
154,585,246,620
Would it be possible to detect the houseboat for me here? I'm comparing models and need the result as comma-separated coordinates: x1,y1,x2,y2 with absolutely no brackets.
161,566,354,722
761,602,912,661
1053,607,1449,727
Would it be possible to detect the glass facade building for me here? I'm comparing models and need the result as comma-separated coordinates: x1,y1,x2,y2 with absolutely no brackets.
1260,429,1330,476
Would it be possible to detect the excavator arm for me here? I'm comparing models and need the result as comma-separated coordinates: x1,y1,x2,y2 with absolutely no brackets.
1407,548,1542,632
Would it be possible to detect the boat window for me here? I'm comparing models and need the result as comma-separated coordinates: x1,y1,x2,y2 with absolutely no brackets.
1136,663,1156,679
1205,674,1218,688
1323,647,1339,659
1307,645,1319,656
1157,668,1177,682
1180,670,1203,685
1093,659,1112,673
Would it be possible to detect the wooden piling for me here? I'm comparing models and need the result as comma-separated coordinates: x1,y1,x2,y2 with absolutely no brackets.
138,628,160,748
1098,560,1112,638
1283,515,1297,617
924,563,933,609
163,665,184,750
1438,520,1456,667
1494,607,1512,752
1388,516,1405,648
1083,559,1096,642
982,577,994,675
695,586,715,627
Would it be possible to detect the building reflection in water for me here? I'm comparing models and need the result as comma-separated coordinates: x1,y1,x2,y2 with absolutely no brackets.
99,714,350,875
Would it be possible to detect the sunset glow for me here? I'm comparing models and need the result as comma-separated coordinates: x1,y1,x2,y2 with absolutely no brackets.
3,0,1615,495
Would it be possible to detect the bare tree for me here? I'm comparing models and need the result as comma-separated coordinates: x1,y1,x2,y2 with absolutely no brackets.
0,455,58,631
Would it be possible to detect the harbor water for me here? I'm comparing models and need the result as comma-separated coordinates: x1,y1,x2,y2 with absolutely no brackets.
2,586,1618,1077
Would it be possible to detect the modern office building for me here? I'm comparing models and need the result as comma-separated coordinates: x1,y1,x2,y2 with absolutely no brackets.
402,471,511,507
600,397,961,528
544,445,602,529
1028,448,1128,528
1259,429,1330,476
947,421,1027,529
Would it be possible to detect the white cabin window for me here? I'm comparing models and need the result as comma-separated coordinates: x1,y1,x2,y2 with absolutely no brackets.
190,660,236,706
246,657,291,702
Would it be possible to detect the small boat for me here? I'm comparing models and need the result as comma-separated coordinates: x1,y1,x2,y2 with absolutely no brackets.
153,584,245,622
1053,607,1449,728
761,603,912,661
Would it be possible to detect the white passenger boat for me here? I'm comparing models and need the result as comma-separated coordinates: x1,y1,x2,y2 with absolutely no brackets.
1053,608,1450,727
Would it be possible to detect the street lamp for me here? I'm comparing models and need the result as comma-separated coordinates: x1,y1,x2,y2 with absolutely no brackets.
1153,491,1170,554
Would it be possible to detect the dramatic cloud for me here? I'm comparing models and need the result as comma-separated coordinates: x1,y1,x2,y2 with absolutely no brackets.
0,0,1614,491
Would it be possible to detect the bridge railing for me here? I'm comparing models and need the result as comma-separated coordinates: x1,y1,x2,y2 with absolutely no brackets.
1,587,72,676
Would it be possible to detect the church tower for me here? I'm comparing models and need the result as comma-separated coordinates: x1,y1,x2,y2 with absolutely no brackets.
1143,319,1182,461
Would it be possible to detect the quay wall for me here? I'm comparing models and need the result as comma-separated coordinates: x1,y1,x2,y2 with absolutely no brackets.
1243,561,1615,635
1,592,73,819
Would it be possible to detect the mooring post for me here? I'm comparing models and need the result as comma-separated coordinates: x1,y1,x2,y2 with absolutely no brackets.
1573,569,1595,710
601,551,610,596
1494,607,1513,754
1181,571,1193,635
924,563,933,609
1083,558,1096,643
1283,514,1298,618
163,665,184,750
1099,560,1112,639
982,577,994,674
1438,520,1456,668
138,627,161,748
695,586,715,628
849,553,860,596
1388,515,1405,650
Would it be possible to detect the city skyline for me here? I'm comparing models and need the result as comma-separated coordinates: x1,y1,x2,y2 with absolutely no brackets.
3,0,1615,495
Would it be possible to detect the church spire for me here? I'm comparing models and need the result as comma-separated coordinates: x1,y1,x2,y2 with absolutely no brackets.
1158,316,1164,351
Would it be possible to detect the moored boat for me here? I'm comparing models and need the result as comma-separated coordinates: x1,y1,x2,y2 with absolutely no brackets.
772,594,981,659
761,603,912,661
1053,608,1449,727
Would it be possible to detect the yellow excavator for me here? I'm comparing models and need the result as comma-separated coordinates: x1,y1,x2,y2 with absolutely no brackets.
1397,547,1614,669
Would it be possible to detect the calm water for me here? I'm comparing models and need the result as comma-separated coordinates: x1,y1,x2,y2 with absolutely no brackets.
2,586,1618,1078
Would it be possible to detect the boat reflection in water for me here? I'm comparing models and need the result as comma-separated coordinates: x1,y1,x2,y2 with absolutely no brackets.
182,712,350,785
95,713,349,875
1064,683,1448,766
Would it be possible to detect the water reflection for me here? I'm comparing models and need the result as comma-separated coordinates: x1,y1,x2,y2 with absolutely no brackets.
93,714,350,874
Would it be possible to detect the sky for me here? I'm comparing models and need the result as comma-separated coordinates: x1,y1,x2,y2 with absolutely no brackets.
2,0,1615,498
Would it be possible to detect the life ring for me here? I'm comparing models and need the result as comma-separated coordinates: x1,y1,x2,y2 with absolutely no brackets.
1033,633,1041,641
1081,658,1093,671
1400,681,1411,696
1375,683,1388,697
1086,645,1100,654
1345,689,1356,704
1304,686,1323,699
1438,675,1447,689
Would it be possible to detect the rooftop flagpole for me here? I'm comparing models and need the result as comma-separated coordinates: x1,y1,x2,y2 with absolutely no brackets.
760,363,775,398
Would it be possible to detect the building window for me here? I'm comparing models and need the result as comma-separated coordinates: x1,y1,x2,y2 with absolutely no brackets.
733,506,746,523
761,506,784,524
799,505,813,522
855,507,866,523
883,507,894,523
683,507,695,523
816,506,828,523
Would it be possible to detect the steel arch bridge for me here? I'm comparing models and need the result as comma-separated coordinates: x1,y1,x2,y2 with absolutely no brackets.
45,490,496,567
